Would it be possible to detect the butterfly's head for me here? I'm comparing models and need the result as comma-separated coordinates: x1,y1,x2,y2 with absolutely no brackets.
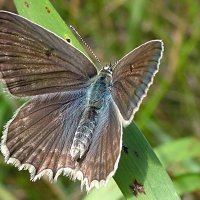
98,62,113,86
100,62,113,76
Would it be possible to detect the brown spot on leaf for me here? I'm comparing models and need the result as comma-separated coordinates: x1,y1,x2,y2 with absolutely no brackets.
129,179,145,196
134,151,139,158
130,184,138,196
122,144,128,154
45,6,51,13
24,1,29,8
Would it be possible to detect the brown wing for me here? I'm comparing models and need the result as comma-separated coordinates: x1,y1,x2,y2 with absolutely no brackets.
78,100,122,191
0,11,97,97
1,90,122,191
1,89,87,180
111,40,164,124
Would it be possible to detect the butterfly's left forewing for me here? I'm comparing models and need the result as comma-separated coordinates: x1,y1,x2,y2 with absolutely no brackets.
0,11,97,97
111,40,164,124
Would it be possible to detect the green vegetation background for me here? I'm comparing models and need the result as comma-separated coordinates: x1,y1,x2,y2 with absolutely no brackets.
0,0,200,199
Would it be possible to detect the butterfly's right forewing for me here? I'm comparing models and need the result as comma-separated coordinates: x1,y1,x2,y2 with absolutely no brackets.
111,40,164,124
0,11,97,97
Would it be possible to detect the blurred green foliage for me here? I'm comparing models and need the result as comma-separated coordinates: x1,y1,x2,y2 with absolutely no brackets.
0,0,200,199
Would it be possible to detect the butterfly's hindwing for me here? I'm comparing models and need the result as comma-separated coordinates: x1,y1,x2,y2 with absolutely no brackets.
1,84,122,191
1,89,87,179
78,100,122,190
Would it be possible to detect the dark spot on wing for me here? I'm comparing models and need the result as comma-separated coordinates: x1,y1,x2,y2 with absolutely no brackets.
66,38,71,43
24,1,29,8
130,64,136,73
129,179,146,196
45,6,51,13
45,48,54,57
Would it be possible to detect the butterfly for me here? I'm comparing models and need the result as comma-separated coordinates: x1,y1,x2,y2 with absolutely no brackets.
0,11,164,191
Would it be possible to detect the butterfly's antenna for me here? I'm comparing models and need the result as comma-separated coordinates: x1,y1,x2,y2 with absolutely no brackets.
70,25,103,67
109,61,113,71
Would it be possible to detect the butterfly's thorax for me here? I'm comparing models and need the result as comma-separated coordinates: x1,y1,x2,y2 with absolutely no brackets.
70,68,112,161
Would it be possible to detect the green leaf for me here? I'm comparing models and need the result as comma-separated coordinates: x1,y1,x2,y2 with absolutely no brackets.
155,137,200,167
13,0,87,56
13,0,180,199
84,179,124,200
0,183,17,200
114,123,180,200
174,173,200,195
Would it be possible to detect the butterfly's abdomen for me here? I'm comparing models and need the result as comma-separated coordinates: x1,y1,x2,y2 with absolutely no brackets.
70,73,111,161
70,106,98,161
